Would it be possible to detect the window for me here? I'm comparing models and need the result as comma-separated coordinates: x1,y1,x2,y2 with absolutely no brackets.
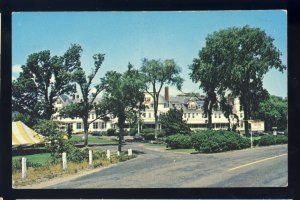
88,114,90,119
92,114,95,119
192,113,195,118
219,114,221,118
149,113,151,118
76,123,82,129
188,113,190,118
240,113,243,118
184,113,186,118
93,122,98,129
215,114,217,118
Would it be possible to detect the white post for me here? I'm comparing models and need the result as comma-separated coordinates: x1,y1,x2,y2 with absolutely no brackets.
89,150,93,165
117,151,120,156
21,157,27,180
106,150,111,159
62,152,67,170
128,148,132,156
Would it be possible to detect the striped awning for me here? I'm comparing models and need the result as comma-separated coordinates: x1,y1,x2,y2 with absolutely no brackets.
12,121,44,147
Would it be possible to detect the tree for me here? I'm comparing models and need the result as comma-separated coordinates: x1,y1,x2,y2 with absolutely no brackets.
253,95,287,131
140,58,184,139
12,45,80,126
59,45,107,146
191,26,286,135
159,108,191,136
190,50,227,129
100,64,145,152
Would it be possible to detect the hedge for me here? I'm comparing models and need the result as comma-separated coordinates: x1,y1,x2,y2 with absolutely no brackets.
166,134,192,149
191,130,251,153
259,134,288,146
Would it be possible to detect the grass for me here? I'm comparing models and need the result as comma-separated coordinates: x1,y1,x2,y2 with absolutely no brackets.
12,150,136,187
70,135,118,145
144,143,166,147
166,148,197,154
13,153,51,166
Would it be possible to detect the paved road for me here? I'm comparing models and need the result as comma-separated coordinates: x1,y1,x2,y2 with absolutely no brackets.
47,143,287,188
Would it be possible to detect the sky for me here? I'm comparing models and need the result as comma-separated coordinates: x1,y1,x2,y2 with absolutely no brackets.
12,10,287,98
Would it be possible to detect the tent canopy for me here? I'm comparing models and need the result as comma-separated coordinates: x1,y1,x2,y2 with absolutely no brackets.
12,121,44,147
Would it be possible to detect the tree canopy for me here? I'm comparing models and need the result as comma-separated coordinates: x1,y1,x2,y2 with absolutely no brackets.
159,108,191,136
190,26,286,134
12,45,80,127
100,63,145,151
59,45,106,146
140,58,184,139
253,95,287,131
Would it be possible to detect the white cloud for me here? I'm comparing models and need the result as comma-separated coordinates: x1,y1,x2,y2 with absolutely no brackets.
12,64,22,74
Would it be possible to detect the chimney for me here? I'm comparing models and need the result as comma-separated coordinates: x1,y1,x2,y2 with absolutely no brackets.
165,86,169,101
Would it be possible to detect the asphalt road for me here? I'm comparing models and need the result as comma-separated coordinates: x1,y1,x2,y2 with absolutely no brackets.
47,143,287,188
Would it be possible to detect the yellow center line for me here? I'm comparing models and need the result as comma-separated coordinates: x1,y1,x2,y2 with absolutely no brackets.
228,153,287,171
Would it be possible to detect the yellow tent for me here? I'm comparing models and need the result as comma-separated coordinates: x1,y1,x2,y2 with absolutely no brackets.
12,121,44,147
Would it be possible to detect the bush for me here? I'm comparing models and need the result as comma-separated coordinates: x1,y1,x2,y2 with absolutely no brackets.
107,128,117,136
259,134,288,146
12,158,43,173
166,134,192,149
140,128,155,134
191,130,250,153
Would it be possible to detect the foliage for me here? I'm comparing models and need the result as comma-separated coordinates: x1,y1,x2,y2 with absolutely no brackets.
159,108,191,136
191,130,250,153
140,58,184,138
33,120,68,163
107,128,117,136
12,45,79,127
252,95,287,131
100,63,145,152
258,134,288,146
166,134,193,149
190,26,286,134
59,44,107,146
140,128,164,140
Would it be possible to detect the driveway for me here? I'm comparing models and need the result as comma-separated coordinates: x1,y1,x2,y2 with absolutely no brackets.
42,143,287,188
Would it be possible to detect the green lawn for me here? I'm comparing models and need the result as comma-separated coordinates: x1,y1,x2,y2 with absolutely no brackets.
70,135,118,145
166,148,198,154
144,143,166,147
13,153,51,166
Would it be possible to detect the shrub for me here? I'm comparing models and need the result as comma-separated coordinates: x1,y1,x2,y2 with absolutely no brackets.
259,134,288,146
107,128,117,136
191,130,250,153
166,134,192,149
140,128,155,134
12,158,43,173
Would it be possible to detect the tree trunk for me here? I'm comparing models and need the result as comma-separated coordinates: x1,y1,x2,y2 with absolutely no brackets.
207,110,212,130
83,117,89,146
243,105,250,136
154,95,158,139
118,120,125,152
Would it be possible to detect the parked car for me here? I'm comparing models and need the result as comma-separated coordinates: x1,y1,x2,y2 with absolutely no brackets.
133,135,144,141
91,131,102,136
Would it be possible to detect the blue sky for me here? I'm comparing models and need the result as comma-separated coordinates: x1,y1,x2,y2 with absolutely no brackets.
12,10,287,98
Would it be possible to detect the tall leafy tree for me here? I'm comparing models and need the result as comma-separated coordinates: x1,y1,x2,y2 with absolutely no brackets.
190,49,227,129
159,108,191,136
140,58,184,139
253,95,287,131
100,64,145,152
60,45,107,146
12,45,80,127
190,26,285,135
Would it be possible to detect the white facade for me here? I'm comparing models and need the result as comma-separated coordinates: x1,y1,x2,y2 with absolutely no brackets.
53,88,246,133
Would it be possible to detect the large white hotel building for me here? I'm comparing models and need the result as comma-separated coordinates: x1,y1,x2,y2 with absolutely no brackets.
52,87,246,134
